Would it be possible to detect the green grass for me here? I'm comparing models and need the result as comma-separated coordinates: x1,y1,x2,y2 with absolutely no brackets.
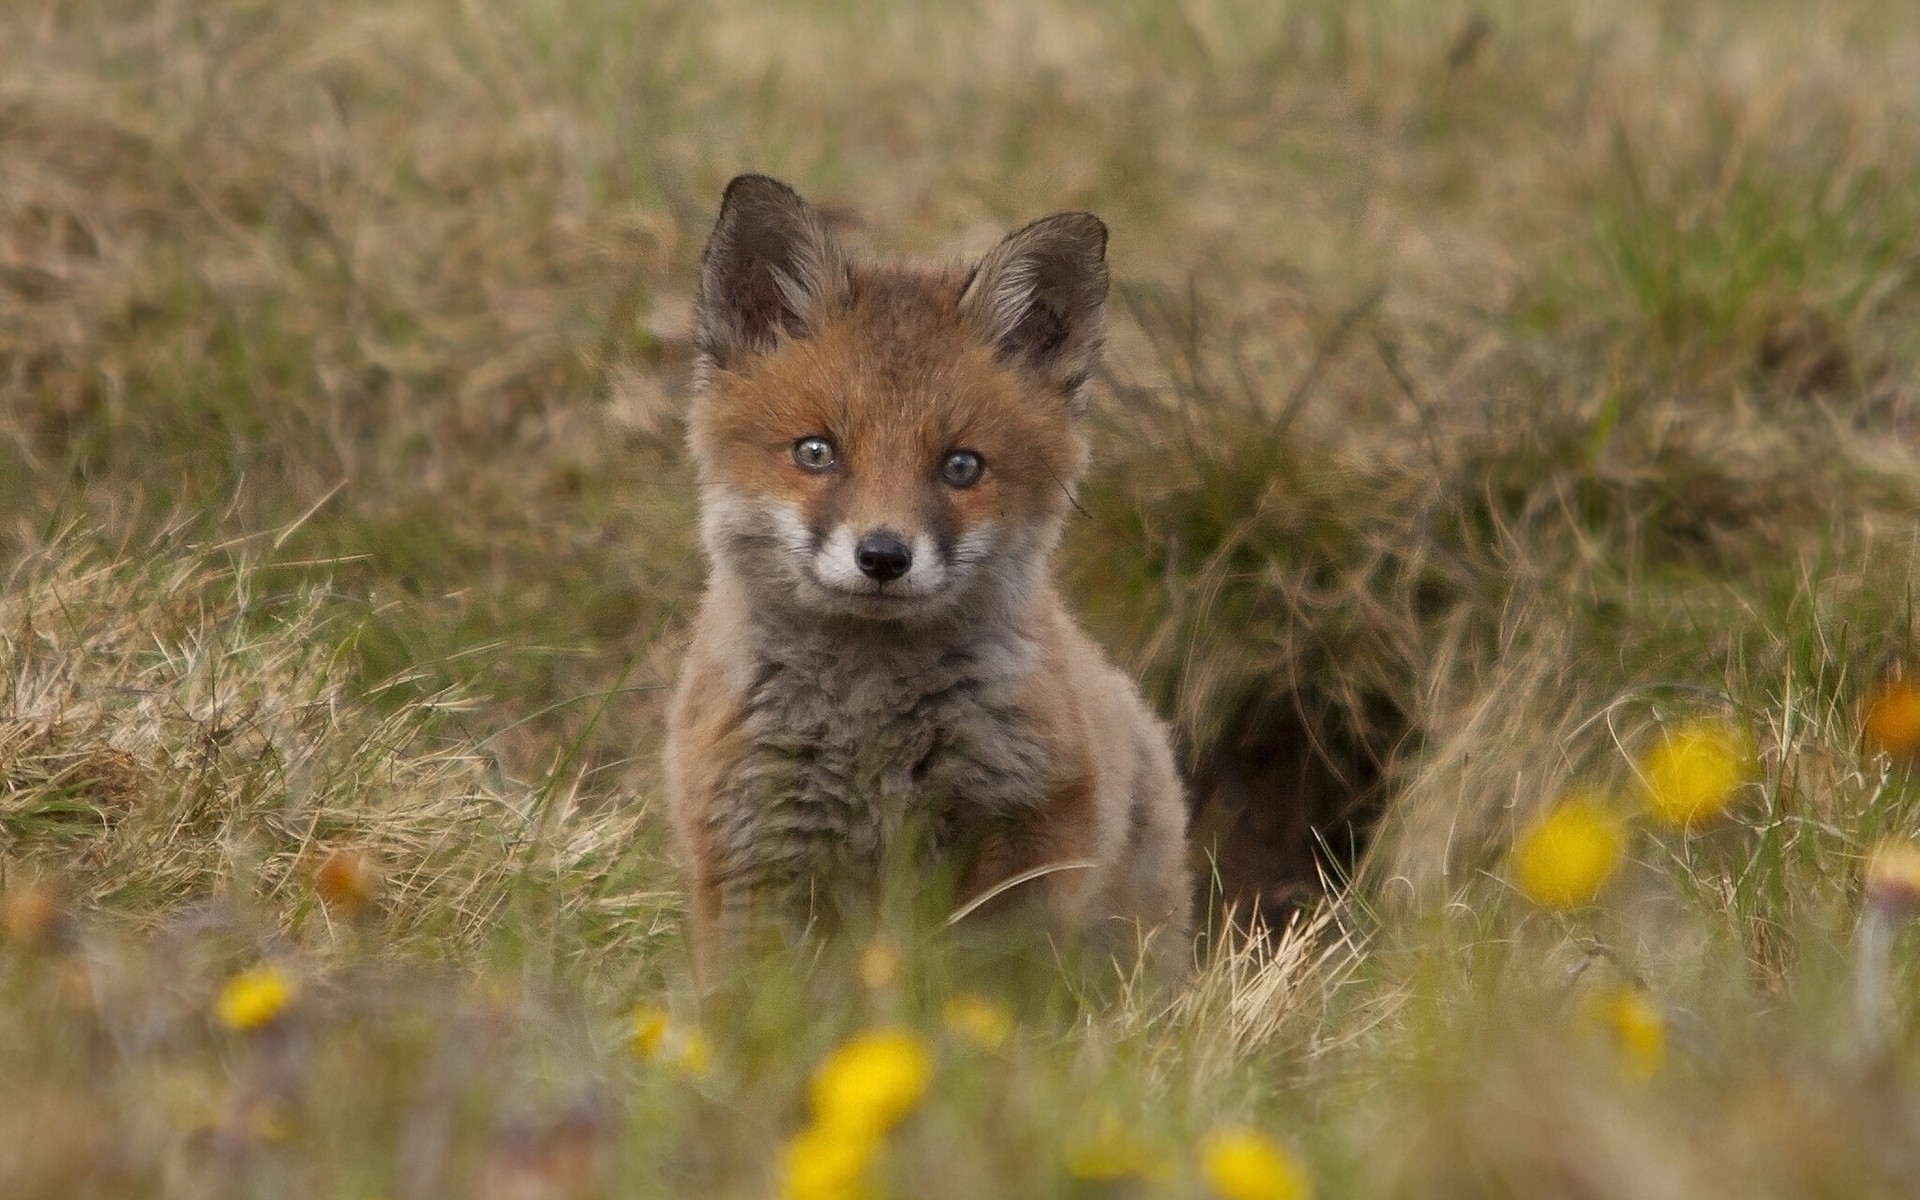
6,0,1920,1195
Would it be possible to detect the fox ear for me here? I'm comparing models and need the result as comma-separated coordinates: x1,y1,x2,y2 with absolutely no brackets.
694,174,851,370
958,212,1109,412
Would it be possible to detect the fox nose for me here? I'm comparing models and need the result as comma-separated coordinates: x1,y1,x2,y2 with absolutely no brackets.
854,531,913,582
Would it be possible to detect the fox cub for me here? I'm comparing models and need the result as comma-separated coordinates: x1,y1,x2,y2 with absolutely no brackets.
665,174,1191,977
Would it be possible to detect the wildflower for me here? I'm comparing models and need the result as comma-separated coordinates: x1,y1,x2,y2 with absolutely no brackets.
1199,1126,1312,1200
1865,838,1920,915
1580,983,1666,1081
630,1005,670,1058
629,1005,710,1078
1639,720,1753,829
1863,681,1920,760
781,1028,926,1200
858,935,903,991
781,1120,880,1200
313,848,379,918
1510,793,1625,909
217,964,296,1032
0,880,70,950
810,1029,932,1135
1857,839,1920,1041
1064,1111,1172,1183
941,993,1013,1050
675,1028,712,1078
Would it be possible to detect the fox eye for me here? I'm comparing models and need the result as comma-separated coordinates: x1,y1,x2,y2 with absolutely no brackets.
792,436,838,473
941,449,985,488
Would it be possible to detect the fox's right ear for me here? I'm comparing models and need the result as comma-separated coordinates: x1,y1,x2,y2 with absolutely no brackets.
693,174,851,371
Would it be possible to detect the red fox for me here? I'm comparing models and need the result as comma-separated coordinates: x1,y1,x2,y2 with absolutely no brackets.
665,174,1191,979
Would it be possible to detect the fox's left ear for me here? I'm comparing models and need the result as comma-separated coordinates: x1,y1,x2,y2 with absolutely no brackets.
958,212,1109,413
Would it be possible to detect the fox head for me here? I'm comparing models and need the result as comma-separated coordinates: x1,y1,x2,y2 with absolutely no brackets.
686,174,1106,625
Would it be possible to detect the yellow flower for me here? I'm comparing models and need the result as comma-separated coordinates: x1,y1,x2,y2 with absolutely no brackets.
630,1006,670,1058
941,993,1013,1050
216,964,295,1032
781,1120,880,1200
1199,1126,1312,1200
809,1029,932,1136
675,1028,712,1078
1580,983,1666,1081
1638,720,1753,829
1510,794,1625,909
782,1029,929,1199
1865,839,1920,915
1863,681,1920,760
629,1005,709,1078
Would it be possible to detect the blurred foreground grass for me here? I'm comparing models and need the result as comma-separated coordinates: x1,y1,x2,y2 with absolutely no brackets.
6,0,1920,1196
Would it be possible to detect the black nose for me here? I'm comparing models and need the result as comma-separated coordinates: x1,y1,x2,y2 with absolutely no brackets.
854,531,912,582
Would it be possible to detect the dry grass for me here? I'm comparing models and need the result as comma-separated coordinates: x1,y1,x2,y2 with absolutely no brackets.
0,526,678,961
6,0,1920,1195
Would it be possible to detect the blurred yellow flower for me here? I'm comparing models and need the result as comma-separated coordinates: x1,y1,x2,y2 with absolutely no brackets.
1865,838,1920,914
1639,720,1753,829
781,1119,880,1200
1199,1126,1312,1200
1581,983,1666,1081
629,1005,709,1078
811,1029,932,1135
782,1028,929,1200
1863,681,1920,760
941,993,1013,1050
630,1005,670,1058
1063,1111,1172,1182
217,964,295,1032
675,1028,712,1078
1510,794,1625,909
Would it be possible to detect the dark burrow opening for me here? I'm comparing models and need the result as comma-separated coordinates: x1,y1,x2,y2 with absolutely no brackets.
1187,690,1403,935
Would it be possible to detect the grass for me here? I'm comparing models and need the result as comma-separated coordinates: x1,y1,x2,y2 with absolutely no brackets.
6,0,1920,1195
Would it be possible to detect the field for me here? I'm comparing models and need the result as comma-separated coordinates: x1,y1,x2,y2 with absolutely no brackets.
6,0,1920,1195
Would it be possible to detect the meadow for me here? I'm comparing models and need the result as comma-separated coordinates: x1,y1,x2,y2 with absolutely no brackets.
5,0,1920,1195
